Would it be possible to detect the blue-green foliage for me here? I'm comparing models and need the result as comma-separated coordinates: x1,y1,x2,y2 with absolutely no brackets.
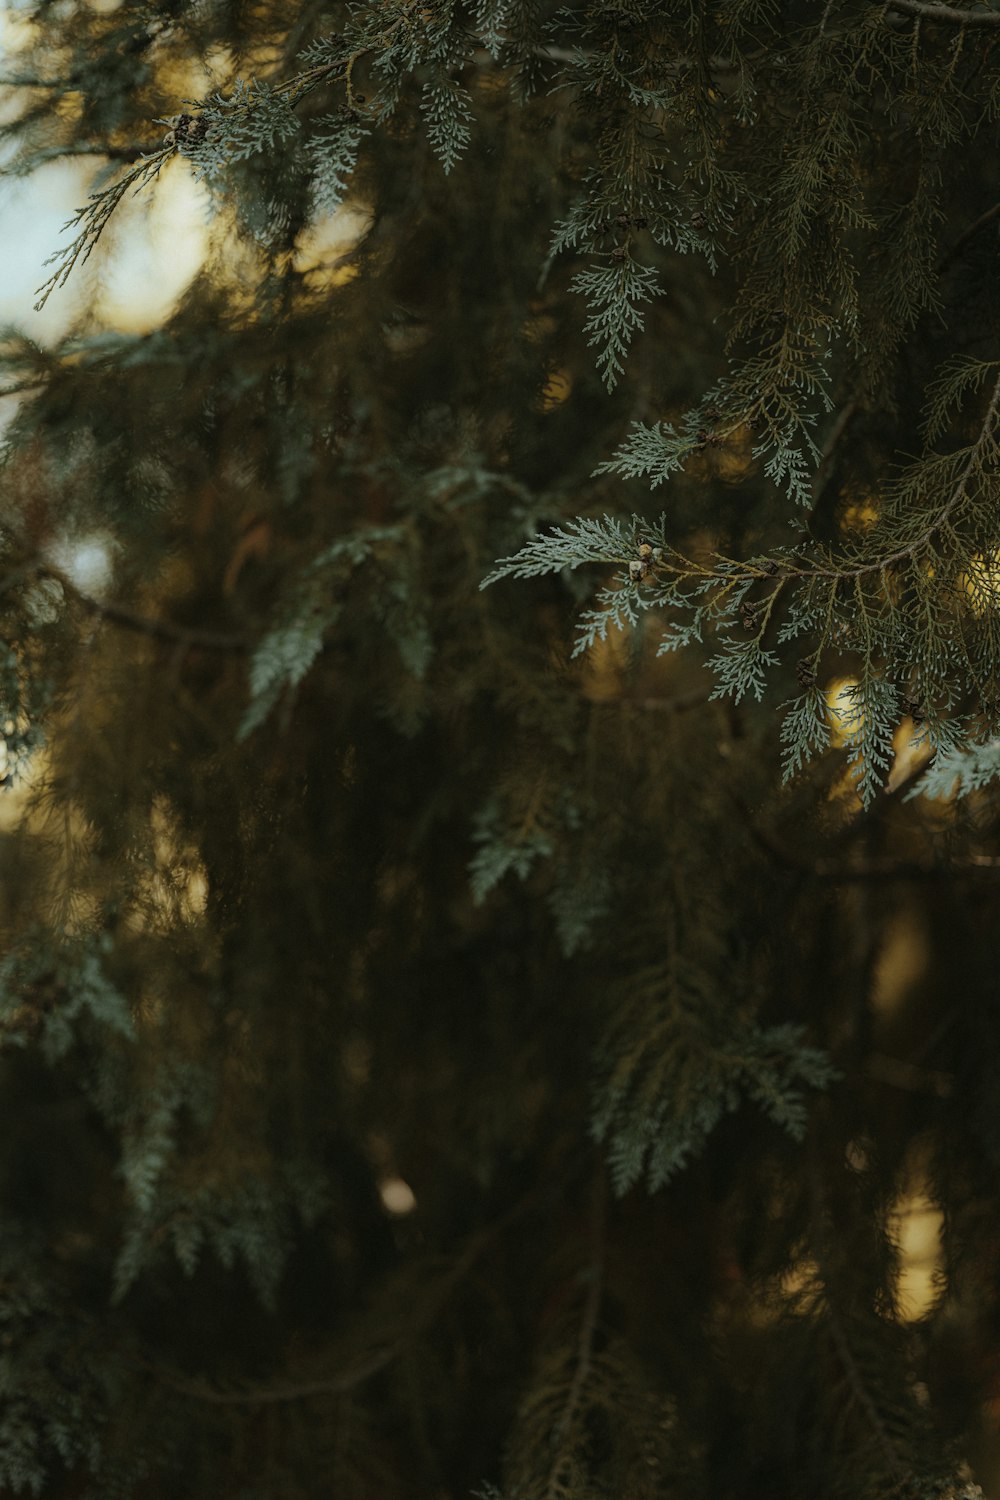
472,0,547,97
832,674,899,808
113,1159,329,1307
707,635,780,705
912,738,1000,800
0,1228,108,1496
570,259,660,393
241,608,328,740
592,420,693,488
484,359,1000,804
239,524,423,739
470,789,612,953
0,933,133,1061
546,859,612,959
421,75,475,174
0,929,320,1311
469,793,556,905
593,1002,838,1195
0,642,46,787
780,689,832,782
482,515,638,586
310,112,370,213
185,79,301,179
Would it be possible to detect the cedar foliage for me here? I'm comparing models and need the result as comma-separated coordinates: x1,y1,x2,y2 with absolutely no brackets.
3,1,1000,1496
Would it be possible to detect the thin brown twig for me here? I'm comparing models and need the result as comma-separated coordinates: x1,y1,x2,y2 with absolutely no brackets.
826,1307,907,1480
121,1342,400,1405
813,398,860,502
625,369,1000,598
73,592,250,653
24,143,149,164
31,566,251,654
939,199,1000,273
547,1168,607,1497
564,1172,607,1431
120,1191,540,1406
743,807,1000,882
887,0,1000,24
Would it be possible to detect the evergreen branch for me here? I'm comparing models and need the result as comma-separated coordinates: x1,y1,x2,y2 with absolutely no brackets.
29,17,406,307
825,1309,907,1483
275,17,404,111
486,367,1000,802
504,45,764,70
910,737,1000,797
810,211,1000,488
549,1171,607,1470
571,258,660,393
32,149,172,310
482,515,636,586
783,367,1000,586
11,3,1000,1495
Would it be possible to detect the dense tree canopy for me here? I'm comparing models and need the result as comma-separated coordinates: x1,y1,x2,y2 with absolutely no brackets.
3,1,1000,1496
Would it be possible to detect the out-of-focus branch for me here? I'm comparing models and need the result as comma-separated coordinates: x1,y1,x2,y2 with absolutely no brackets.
34,566,251,654
886,0,1000,23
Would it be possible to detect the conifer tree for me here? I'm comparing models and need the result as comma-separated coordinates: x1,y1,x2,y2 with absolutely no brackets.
4,1,1000,1495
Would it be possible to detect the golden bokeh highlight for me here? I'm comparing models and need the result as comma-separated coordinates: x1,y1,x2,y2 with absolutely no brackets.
960,548,1000,616
294,202,371,285
824,676,859,747
839,492,879,532
95,160,209,331
871,909,930,1022
890,1188,944,1322
540,367,573,411
886,716,933,794
580,625,632,702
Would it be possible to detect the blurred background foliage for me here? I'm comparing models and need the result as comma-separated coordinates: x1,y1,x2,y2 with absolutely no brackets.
1,2,1000,1497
